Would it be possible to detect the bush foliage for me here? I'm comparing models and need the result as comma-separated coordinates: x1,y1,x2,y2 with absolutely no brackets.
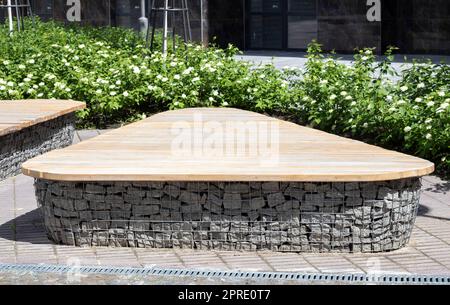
0,19,449,175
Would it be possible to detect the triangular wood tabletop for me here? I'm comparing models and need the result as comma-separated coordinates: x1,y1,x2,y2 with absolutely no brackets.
22,108,434,182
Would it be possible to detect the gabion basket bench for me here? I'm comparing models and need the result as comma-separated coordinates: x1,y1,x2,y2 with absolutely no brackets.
22,108,434,253
0,99,85,180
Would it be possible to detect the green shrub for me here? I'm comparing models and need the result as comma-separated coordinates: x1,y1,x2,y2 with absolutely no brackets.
0,19,448,175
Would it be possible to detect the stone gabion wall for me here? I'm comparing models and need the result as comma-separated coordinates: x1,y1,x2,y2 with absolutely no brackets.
35,178,422,253
0,114,75,180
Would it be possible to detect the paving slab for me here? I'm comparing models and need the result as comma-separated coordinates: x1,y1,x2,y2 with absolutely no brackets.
0,129,449,277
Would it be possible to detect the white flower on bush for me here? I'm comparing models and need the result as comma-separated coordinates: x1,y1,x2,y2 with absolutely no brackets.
181,94,187,99
192,77,200,82
27,59,35,64
3,60,9,65
24,77,31,82
345,96,352,101
123,91,129,97
110,91,117,96
427,101,435,107
95,89,102,94
397,100,406,105
439,102,449,110
404,126,412,132
115,80,121,85
438,91,445,97
320,80,328,85
109,84,116,89
213,90,219,96
415,97,423,103
388,107,397,112
18,64,26,70
27,88,35,94
7,81,14,87
132,66,141,74
425,118,433,124
0,85,5,90
161,77,168,82
147,85,155,91
413,105,419,110
33,85,38,89
174,74,180,80
37,93,43,97
417,83,425,89
386,95,393,101
78,44,86,49
170,62,177,67
400,86,408,92
426,133,432,140
222,101,229,106
340,91,348,97
361,56,369,61
363,123,369,128
330,94,337,100
350,101,356,106
183,67,193,75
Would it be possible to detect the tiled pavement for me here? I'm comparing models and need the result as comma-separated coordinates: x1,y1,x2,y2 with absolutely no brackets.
0,130,449,276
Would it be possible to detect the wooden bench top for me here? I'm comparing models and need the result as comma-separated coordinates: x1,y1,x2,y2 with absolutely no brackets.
22,108,434,182
0,99,86,137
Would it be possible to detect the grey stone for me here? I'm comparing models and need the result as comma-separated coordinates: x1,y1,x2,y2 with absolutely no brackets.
276,200,300,212
224,183,249,193
262,182,280,192
133,205,160,216
250,197,266,210
223,193,242,210
74,200,89,211
267,192,285,207
34,178,420,253
304,193,324,205
0,114,75,180
163,185,181,198
284,186,304,200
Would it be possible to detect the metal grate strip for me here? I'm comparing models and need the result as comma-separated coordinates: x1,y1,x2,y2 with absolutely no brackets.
0,263,449,284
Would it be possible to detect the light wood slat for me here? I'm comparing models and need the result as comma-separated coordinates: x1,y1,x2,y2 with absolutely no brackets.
0,99,86,137
22,108,434,182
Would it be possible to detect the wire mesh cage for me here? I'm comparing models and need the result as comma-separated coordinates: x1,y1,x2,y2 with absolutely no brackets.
34,178,422,253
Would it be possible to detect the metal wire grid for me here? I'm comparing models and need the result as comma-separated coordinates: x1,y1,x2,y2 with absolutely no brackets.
146,0,192,52
0,0,34,32
35,179,421,253
1,263,449,284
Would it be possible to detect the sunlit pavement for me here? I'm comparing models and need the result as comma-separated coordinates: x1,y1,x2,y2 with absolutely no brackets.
0,130,449,283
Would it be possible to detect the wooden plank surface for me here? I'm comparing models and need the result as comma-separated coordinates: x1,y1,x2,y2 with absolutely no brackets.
22,108,434,182
0,99,86,137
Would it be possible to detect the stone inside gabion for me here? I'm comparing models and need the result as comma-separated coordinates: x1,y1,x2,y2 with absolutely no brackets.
35,178,421,253
0,113,76,180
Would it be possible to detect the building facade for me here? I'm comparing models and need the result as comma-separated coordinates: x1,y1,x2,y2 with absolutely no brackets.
8,0,449,54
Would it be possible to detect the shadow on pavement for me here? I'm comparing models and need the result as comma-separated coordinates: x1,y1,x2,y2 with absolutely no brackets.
0,208,52,245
